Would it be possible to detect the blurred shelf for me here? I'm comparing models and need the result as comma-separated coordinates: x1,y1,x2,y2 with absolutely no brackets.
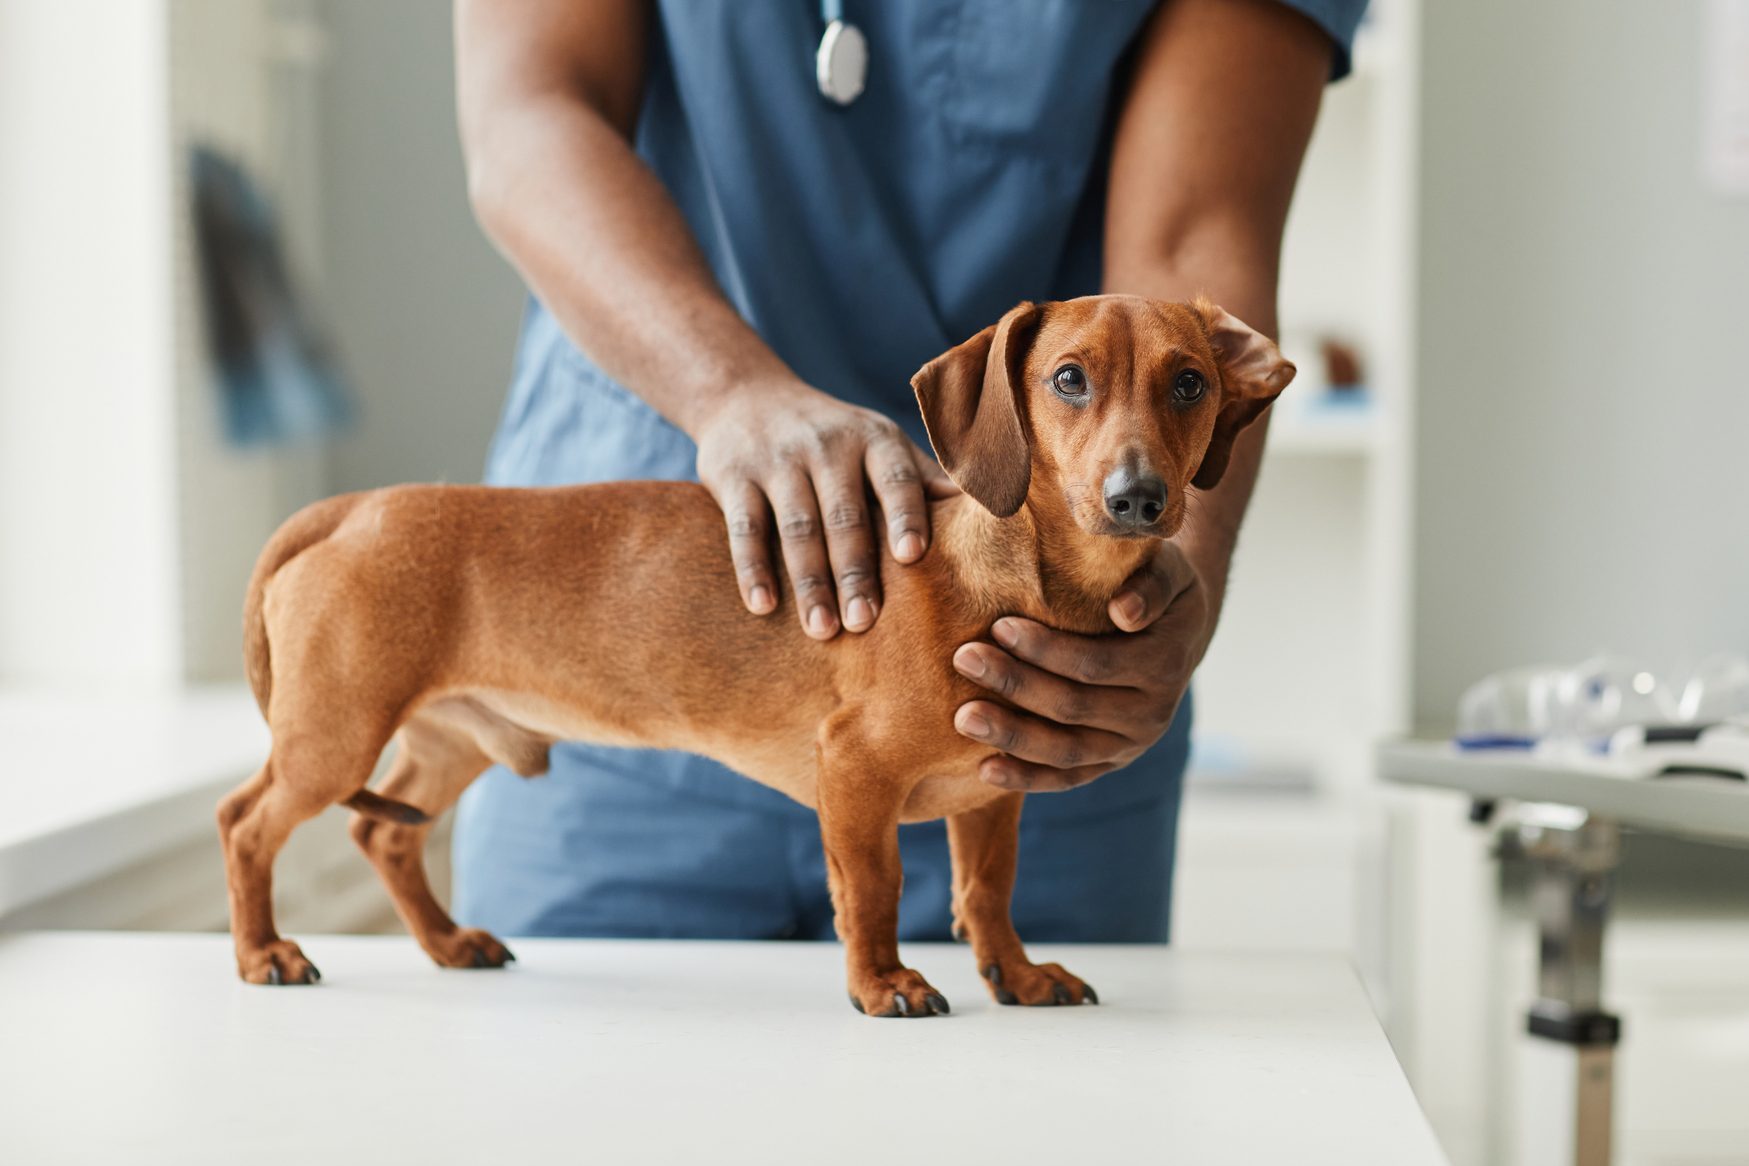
1268,408,1382,457
1189,732,1347,794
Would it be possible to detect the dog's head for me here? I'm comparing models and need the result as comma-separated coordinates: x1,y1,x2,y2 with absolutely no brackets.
911,296,1295,539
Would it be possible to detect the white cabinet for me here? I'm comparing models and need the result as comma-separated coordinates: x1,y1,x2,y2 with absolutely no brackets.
1192,1,1420,801
1174,2,1420,966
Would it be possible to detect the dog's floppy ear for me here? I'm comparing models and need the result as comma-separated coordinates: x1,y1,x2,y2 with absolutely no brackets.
911,302,1039,517
1191,300,1296,490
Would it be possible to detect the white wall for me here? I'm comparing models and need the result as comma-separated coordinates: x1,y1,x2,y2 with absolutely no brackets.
0,0,182,687
314,0,525,492
1402,8,1749,1161
1413,0,1749,726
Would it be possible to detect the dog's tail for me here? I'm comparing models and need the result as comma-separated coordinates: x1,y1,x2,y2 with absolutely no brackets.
342,789,431,825
242,493,362,721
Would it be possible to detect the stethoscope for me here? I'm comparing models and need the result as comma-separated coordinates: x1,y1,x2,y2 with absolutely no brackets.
815,0,868,106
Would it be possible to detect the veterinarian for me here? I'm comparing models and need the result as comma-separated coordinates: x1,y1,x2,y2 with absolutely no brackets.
452,0,1365,942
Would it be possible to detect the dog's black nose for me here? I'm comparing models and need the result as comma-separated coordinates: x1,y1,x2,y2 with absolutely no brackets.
1103,467,1167,528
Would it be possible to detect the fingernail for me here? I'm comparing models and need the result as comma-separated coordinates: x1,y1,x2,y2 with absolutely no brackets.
846,596,873,630
750,585,773,613
992,619,1019,648
953,646,986,678
960,711,991,739
808,605,835,636
896,532,924,561
1115,592,1145,625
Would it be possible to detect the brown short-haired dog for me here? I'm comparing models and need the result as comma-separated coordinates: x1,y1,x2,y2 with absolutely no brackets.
217,295,1292,1016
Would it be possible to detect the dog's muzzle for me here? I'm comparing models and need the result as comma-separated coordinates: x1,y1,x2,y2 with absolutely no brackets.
1102,466,1166,529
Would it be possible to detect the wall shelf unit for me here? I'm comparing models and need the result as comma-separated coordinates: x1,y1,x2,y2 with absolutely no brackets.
1172,0,1420,972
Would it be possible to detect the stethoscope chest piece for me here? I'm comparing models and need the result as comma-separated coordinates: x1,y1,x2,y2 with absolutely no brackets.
816,19,868,106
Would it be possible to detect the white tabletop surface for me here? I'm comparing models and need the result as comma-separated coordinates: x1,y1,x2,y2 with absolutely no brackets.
1378,739,1749,844
0,933,1445,1165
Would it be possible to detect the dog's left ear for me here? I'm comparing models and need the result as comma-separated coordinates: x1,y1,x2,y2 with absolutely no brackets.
1192,301,1296,490
911,302,1040,517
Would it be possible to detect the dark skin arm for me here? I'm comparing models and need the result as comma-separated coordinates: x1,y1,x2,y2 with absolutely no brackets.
455,0,953,643
953,0,1332,790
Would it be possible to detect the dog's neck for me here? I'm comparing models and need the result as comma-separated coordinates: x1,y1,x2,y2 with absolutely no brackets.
936,491,1158,634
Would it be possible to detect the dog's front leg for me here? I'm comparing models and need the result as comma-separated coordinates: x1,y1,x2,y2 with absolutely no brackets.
948,793,1097,1006
816,719,949,1018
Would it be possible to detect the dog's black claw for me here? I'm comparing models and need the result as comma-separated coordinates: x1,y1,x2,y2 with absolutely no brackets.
1052,983,1072,1006
472,948,490,968
1083,984,1098,1005
502,948,516,964
266,965,282,986
951,921,968,943
307,965,321,983
995,988,1019,1006
982,963,1002,985
849,993,865,1014
894,993,911,1017
926,992,950,1016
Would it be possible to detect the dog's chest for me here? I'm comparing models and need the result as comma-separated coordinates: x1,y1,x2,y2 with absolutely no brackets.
898,771,1009,822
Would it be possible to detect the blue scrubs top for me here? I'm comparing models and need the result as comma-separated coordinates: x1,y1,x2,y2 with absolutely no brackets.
455,0,1368,943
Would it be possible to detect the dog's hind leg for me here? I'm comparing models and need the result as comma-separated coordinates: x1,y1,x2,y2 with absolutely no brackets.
947,793,1095,1007
218,747,373,985
349,711,511,969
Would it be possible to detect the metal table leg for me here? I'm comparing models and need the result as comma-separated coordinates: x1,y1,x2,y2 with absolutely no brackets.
1513,807,1622,1166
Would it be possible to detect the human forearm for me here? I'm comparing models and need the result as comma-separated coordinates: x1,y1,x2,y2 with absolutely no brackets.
1100,0,1330,607
457,22,796,434
454,0,952,638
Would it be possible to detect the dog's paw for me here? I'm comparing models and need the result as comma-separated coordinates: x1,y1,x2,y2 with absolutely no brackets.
847,967,950,1018
982,959,1097,1007
426,927,516,970
239,939,321,986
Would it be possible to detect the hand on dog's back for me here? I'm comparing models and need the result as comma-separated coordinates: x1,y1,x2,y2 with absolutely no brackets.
691,379,957,642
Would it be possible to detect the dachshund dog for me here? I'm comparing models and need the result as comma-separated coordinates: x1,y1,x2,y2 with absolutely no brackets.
217,295,1293,1016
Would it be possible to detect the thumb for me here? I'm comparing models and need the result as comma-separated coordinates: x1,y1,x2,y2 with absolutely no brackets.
1109,547,1194,632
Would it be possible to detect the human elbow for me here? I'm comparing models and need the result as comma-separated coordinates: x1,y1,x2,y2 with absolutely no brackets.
461,130,522,246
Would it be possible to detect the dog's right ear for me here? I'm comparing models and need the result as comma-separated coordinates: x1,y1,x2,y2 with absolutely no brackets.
910,302,1039,518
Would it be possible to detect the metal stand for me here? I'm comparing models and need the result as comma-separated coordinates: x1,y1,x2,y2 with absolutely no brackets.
1512,807,1622,1166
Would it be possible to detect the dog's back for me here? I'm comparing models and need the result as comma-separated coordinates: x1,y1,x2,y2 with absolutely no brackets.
245,480,941,807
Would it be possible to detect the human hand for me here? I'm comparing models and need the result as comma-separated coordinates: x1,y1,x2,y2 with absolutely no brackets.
695,380,957,640
950,543,1213,791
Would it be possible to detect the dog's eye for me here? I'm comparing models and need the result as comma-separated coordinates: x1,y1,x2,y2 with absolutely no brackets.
1052,365,1088,400
1172,369,1207,403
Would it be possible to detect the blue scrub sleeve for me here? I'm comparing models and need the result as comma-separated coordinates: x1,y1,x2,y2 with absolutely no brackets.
1276,0,1372,81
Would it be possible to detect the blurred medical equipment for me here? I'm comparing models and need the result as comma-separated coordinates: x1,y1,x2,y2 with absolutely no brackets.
815,0,867,106
1457,653,1749,759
